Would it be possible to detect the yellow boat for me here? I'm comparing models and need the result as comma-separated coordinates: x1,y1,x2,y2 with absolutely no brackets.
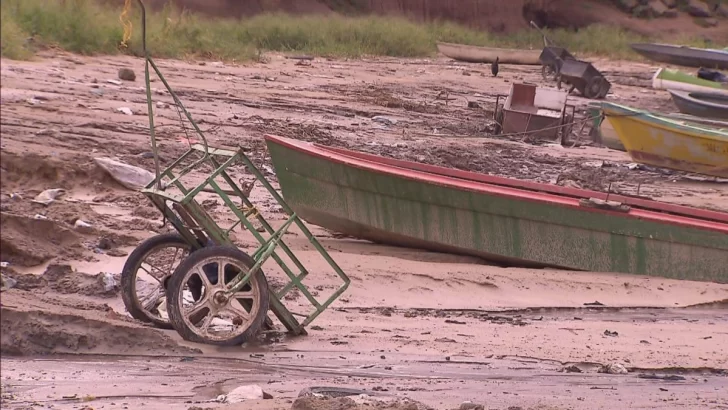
602,102,728,178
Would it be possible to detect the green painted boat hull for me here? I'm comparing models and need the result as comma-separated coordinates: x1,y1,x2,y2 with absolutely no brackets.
266,136,728,283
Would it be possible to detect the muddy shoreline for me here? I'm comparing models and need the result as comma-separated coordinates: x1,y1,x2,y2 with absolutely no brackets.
1,51,727,409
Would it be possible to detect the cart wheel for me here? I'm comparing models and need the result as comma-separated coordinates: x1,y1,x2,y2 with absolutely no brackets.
541,64,558,81
120,233,194,329
597,80,610,99
166,245,270,346
584,77,604,99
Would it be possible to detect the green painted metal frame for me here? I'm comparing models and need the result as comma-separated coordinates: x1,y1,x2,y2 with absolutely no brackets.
131,0,349,336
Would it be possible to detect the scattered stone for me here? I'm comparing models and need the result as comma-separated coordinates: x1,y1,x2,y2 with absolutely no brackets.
99,272,118,293
562,365,583,373
660,0,676,8
599,362,629,375
118,67,136,81
459,401,484,410
97,237,114,250
604,329,619,337
685,0,712,17
116,107,133,116
74,219,94,234
221,384,267,403
1,274,18,290
467,101,481,109
372,116,397,126
32,188,65,206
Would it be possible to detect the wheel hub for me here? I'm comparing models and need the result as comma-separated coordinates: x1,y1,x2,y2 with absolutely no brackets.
213,291,229,306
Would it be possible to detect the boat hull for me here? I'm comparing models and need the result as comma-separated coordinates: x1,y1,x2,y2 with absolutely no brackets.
602,103,728,178
632,43,728,70
669,90,728,120
652,68,728,96
436,42,540,65
265,135,728,283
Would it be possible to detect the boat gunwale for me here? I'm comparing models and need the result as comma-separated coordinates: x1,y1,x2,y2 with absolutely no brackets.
321,142,728,225
264,135,728,235
668,89,728,109
601,102,728,137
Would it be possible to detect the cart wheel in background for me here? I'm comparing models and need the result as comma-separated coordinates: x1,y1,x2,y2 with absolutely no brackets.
166,246,270,346
541,63,558,81
598,80,610,99
584,77,604,99
120,233,193,329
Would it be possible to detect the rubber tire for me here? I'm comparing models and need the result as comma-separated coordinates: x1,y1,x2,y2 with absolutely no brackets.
584,77,603,99
121,233,192,329
541,63,558,81
166,246,270,346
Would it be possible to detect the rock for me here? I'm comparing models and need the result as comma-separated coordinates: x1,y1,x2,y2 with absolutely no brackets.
98,272,118,293
599,362,629,375
1,274,18,290
660,0,676,7
647,0,672,16
73,219,94,234
700,17,719,27
116,107,133,116
459,401,485,410
223,384,265,403
32,188,65,206
118,68,136,81
685,0,712,17
616,0,640,11
372,115,397,126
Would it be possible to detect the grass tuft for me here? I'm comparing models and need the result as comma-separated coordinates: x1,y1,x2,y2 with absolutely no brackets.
0,0,715,61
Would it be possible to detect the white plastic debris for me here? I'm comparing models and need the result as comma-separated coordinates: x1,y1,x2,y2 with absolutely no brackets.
116,107,133,116
32,188,65,205
219,385,265,403
74,219,93,233
94,157,166,191
101,272,117,292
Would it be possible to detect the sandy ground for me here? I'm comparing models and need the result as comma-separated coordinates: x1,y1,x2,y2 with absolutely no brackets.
1,50,727,410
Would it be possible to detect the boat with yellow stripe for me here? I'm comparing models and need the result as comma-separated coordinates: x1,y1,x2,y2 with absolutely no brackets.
601,102,728,178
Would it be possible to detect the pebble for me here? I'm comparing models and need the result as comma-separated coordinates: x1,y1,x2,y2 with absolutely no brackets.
118,68,136,81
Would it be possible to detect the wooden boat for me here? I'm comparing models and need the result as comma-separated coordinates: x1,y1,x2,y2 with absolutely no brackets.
669,90,728,120
652,68,728,96
265,134,728,283
587,103,625,151
631,43,728,69
601,102,728,178
436,42,540,65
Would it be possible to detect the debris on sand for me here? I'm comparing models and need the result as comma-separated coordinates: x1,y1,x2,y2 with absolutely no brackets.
599,362,629,375
94,157,159,191
294,387,432,410
4,264,119,297
118,68,136,81
292,396,432,410
216,384,272,403
116,107,134,116
31,188,65,205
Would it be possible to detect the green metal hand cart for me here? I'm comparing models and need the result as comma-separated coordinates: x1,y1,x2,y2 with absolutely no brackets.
119,0,350,346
